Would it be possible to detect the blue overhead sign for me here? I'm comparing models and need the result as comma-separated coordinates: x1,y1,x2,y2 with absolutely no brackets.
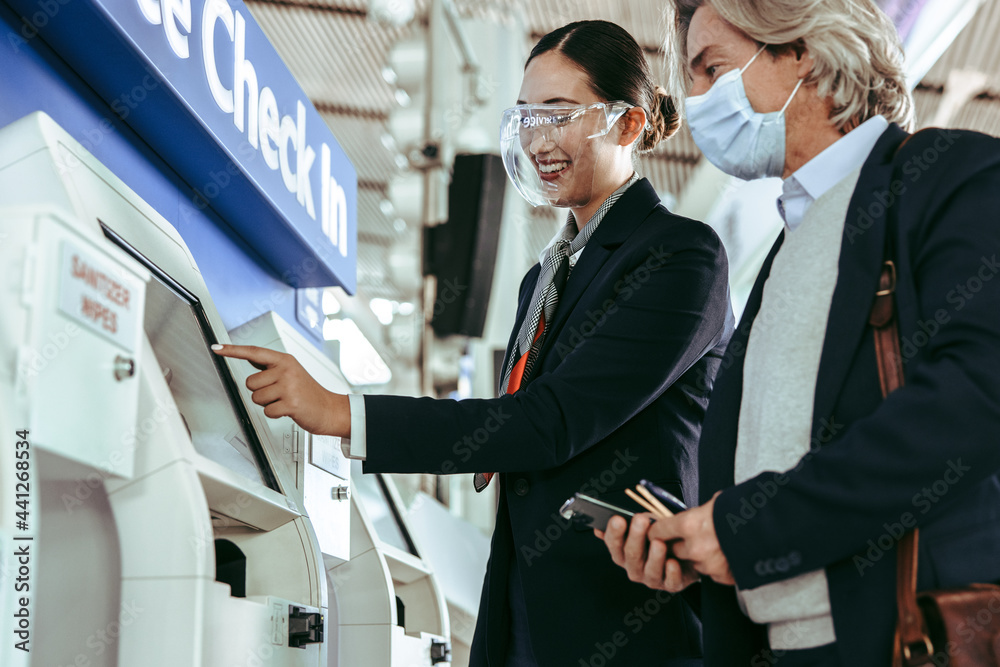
5,0,357,292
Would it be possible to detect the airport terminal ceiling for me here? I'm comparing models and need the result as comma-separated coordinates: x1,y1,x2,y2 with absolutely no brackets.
245,0,1000,313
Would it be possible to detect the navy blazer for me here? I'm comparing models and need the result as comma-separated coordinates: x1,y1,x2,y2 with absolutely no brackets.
364,179,734,665
700,126,1000,666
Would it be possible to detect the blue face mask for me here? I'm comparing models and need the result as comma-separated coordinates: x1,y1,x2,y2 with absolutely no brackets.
685,45,804,180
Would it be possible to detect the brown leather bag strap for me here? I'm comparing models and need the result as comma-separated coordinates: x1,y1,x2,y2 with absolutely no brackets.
895,531,931,665
870,261,903,393
870,255,934,665
871,132,937,666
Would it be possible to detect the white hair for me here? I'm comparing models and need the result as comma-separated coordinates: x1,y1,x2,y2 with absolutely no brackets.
663,0,915,131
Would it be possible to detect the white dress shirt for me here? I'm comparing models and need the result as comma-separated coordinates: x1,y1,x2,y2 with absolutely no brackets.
777,115,889,231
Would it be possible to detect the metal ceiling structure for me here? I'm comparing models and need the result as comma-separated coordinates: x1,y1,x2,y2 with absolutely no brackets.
246,0,1000,355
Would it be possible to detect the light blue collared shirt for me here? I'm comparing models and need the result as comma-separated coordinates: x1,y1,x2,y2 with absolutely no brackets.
777,116,889,232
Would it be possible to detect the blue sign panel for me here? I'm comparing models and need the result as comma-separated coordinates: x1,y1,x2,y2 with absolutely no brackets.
5,0,357,292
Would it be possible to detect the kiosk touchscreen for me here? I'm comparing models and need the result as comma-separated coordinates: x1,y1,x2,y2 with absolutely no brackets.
0,112,327,667
107,226,280,492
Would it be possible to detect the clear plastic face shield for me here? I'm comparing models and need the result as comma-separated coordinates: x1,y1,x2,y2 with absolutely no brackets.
500,101,633,208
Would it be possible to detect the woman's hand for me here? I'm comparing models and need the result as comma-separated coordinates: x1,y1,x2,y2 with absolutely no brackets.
212,344,351,437
596,513,700,592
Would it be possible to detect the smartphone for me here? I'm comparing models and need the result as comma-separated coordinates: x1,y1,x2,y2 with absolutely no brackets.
638,479,688,514
559,493,637,532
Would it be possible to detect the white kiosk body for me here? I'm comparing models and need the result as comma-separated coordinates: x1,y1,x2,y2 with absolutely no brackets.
0,112,328,667
230,312,453,667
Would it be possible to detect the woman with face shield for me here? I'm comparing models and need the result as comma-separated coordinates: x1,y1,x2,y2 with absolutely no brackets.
215,20,732,666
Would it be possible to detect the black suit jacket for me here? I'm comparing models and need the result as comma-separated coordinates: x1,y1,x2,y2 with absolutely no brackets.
699,125,1000,666
364,179,734,665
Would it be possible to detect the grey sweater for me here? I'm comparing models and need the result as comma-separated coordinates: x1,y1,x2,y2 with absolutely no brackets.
734,167,862,650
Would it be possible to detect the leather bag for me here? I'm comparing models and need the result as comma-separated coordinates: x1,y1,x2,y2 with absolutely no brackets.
871,255,1000,667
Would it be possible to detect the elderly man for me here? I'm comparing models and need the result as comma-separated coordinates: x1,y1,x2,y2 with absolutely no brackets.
600,1,1000,665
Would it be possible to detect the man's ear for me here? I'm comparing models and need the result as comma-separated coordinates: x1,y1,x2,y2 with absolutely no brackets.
619,107,648,147
792,39,814,79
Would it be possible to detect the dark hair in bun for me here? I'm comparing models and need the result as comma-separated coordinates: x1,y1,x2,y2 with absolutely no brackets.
642,85,681,152
527,20,680,154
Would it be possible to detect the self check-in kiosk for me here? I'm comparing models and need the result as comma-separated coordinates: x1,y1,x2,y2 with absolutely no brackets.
0,111,327,666
229,311,453,666
0,111,454,667
336,462,452,666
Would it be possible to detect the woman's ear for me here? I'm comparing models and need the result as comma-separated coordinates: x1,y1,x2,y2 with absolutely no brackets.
618,107,648,147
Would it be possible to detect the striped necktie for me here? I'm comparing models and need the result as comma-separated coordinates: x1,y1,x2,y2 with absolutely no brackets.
472,223,574,493
474,174,639,492
501,220,576,394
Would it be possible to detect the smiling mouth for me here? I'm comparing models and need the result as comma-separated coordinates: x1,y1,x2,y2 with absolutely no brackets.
538,161,570,181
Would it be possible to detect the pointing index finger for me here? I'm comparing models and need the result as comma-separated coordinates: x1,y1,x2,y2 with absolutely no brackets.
211,344,281,371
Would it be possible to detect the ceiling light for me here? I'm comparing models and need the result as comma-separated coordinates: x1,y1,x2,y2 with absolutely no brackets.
369,298,395,325
368,0,416,27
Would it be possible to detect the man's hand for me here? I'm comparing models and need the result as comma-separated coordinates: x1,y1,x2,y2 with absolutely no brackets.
212,344,351,437
648,493,734,586
596,514,700,592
